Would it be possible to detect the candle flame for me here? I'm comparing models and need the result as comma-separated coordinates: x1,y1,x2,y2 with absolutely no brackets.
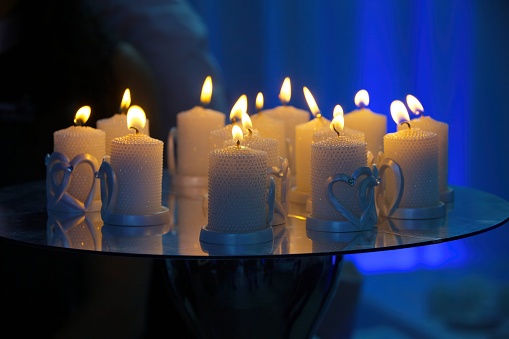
232,124,243,145
333,104,344,118
127,105,147,132
354,89,369,108
74,106,91,125
279,77,291,105
390,100,411,125
303,86,321,118
406,94,424,115
241,112,253,132
200,76,213,105
230,94,247,122
330,113,344,134
256,92,264,111
120,88,131,114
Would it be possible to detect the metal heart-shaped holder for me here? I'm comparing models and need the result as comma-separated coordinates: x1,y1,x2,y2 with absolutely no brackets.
306,166,379,232
376,156,445,219
45,152,101,213
267,157,291,226
97,159,169,226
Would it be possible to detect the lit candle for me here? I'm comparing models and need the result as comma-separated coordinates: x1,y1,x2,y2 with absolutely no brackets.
53,106,105,202
207,125,270,233
311,114,368,221
109,105,164,215
249,92,287,158
293,86,330,198
382,100,440,210
261,77,310,171
344,89,387,157
209,94,246,152
175,76,226,176
402,94,451,201
313,104,365,143
96,88,150,155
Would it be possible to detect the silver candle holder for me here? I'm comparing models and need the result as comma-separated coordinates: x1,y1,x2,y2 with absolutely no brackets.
97,159,169,226
376,157,446,219
306,166,379,232
45,152,102,213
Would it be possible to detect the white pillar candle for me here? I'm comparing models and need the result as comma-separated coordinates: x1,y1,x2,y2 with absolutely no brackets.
294,87,330,194
313,127,365,143
403,94,450,196
175,76,226,176
53,106,105,202
207,126,269,233
96,88,149,155
261,78,309,171
109,106,164,215
344,89,387,157
383,101,440,209
249,92,287,158
311,136,368,221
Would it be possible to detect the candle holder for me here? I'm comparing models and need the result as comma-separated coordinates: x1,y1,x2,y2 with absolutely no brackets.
199,177,276,245
46,210,102,250
45,152,102,213
268,157,291,225
376,157,446,219
167,127,208,193
441,187,455,204
97,159,169,226
307,166,379,232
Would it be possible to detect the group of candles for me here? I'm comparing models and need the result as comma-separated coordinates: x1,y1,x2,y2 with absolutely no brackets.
47,75,450,240
48,89,164,216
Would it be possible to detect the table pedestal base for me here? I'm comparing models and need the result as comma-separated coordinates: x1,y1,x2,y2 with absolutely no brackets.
164,255,343,339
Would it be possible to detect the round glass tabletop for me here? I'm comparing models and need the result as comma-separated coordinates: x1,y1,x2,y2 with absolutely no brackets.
0,175,508,258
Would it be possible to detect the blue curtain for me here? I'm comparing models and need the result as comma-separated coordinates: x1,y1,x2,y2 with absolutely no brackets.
190,0,509,272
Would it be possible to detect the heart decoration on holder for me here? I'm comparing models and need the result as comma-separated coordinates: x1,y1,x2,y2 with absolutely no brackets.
375,156,404,218
326,166,379,230
45,152,101,213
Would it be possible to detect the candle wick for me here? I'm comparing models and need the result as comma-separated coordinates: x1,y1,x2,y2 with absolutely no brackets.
236,139,241,147
74,119,84,127
401,121,411,129
333,125,341,137
130,126,140,134
248,128,253,136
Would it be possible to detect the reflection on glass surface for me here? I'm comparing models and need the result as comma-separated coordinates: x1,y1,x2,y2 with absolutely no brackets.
102,223,171,255
47,211,102,250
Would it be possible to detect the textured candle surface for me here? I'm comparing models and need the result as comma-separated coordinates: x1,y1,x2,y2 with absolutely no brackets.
96,114,150,155
207,146,268,233
383,128,439,208
209,123,240,152
176,106,225,176
399,116,449,193
344,108,386,157
295,117,331,193
311,137,367,220
110,134,163,214
53,125,105,201
249,113,287,158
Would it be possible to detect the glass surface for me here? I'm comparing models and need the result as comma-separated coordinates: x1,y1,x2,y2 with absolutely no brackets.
0,173,508,258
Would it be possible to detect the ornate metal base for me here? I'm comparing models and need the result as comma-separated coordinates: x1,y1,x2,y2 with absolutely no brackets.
102,206,170,226
199,225,274,245
379,202,446,220
440,186,455,204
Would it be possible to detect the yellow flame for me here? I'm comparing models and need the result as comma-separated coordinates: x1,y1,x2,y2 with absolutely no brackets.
279,77,291,105
406,94,424,115
390,100,410,125
120,88,131,114
127,105,147,131
230,94,247,122
232,124,244,143
330,114,345,133
256,92,264,111
333,104,344,118
354,89,369,108
74,106,91,125
303,86,321,118
241,112,252,131
200,76,213,105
